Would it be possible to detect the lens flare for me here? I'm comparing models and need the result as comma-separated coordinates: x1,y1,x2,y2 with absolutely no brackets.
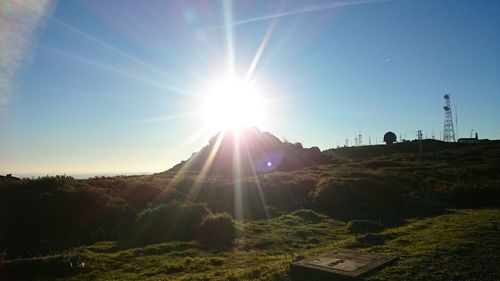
0,0,54,107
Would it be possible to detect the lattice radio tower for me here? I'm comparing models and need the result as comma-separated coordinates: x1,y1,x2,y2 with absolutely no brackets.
443,94,456,142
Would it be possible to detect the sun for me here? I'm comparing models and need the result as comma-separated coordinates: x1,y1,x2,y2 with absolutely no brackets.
201,76,266,131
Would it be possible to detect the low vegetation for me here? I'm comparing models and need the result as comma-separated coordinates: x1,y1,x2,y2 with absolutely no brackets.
197,213,235,249
0,140,499,280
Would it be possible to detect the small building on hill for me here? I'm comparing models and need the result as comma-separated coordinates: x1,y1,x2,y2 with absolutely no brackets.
458,132,479,144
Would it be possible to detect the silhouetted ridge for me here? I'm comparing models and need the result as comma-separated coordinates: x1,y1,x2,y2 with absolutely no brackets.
170,127,329,175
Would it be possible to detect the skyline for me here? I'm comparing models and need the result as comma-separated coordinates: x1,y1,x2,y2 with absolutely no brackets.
1,0,499,176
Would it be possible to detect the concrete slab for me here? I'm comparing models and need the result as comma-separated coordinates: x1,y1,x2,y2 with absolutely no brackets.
291,248,397,280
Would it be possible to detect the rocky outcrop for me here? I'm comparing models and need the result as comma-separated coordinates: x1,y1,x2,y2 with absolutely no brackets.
170,127,329,176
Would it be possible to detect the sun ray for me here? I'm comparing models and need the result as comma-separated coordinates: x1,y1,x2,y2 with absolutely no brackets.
151,123,214,198
244,19,277,83
39,45,193,96
159,128,224,240
241,135,270,219
233,129,244,220
52,18,193,92
185,129,226,202
172,126,213,156
133,111,202,125
222,0,235,76
155,158,194,203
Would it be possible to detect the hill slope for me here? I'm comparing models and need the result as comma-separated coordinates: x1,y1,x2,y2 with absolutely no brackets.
1,138,499,280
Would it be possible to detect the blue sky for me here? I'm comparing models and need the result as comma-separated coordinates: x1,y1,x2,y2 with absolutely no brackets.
1,0,499,176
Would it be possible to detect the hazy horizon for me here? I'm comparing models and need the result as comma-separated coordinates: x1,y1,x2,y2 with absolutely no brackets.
5,172,152,180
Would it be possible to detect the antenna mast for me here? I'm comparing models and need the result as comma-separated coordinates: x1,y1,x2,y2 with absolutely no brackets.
417,130,423,155
443,94,456,142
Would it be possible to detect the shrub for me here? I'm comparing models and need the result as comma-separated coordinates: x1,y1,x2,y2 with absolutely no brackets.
311,179,363,219
0,249,87,279
290,209,324,223
346,220,383,234
0,177,128,258
125,183,161,209
196,213,235,249
124,203,210,247
311,177,405,222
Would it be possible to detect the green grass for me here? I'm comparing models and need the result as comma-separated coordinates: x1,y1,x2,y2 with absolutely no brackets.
363,208,500,281
27,208,497,281
2,142,499,280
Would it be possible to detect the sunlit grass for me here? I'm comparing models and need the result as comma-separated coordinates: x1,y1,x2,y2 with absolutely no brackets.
42,208,500,281
2,142,499,280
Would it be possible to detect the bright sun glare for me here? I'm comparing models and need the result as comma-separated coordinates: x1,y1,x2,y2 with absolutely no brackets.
202,76,266,131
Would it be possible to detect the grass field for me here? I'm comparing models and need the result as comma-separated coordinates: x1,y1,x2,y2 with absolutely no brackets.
1,141,499,280
2,208,498,280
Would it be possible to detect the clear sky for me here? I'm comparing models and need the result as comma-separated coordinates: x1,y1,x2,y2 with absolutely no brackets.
1,0,499,177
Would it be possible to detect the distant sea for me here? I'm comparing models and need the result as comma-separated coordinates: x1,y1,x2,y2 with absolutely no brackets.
8,172,152,179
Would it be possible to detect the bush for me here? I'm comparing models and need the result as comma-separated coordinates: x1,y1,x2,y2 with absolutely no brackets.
347,220,383,234
0,250,87,280
290,209,324,223
0,176,128,258
125,183,161,209
124,203,210,247
311,179,363,219
311,177,405,222
196,213,235,249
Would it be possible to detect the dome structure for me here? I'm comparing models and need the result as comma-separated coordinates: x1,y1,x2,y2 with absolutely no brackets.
383,131,397,144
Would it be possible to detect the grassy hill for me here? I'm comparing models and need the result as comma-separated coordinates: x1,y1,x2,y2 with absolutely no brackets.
1,140,499,280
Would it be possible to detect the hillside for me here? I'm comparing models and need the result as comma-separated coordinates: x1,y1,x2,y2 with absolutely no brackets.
1,139,499,280
324,139,499,159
